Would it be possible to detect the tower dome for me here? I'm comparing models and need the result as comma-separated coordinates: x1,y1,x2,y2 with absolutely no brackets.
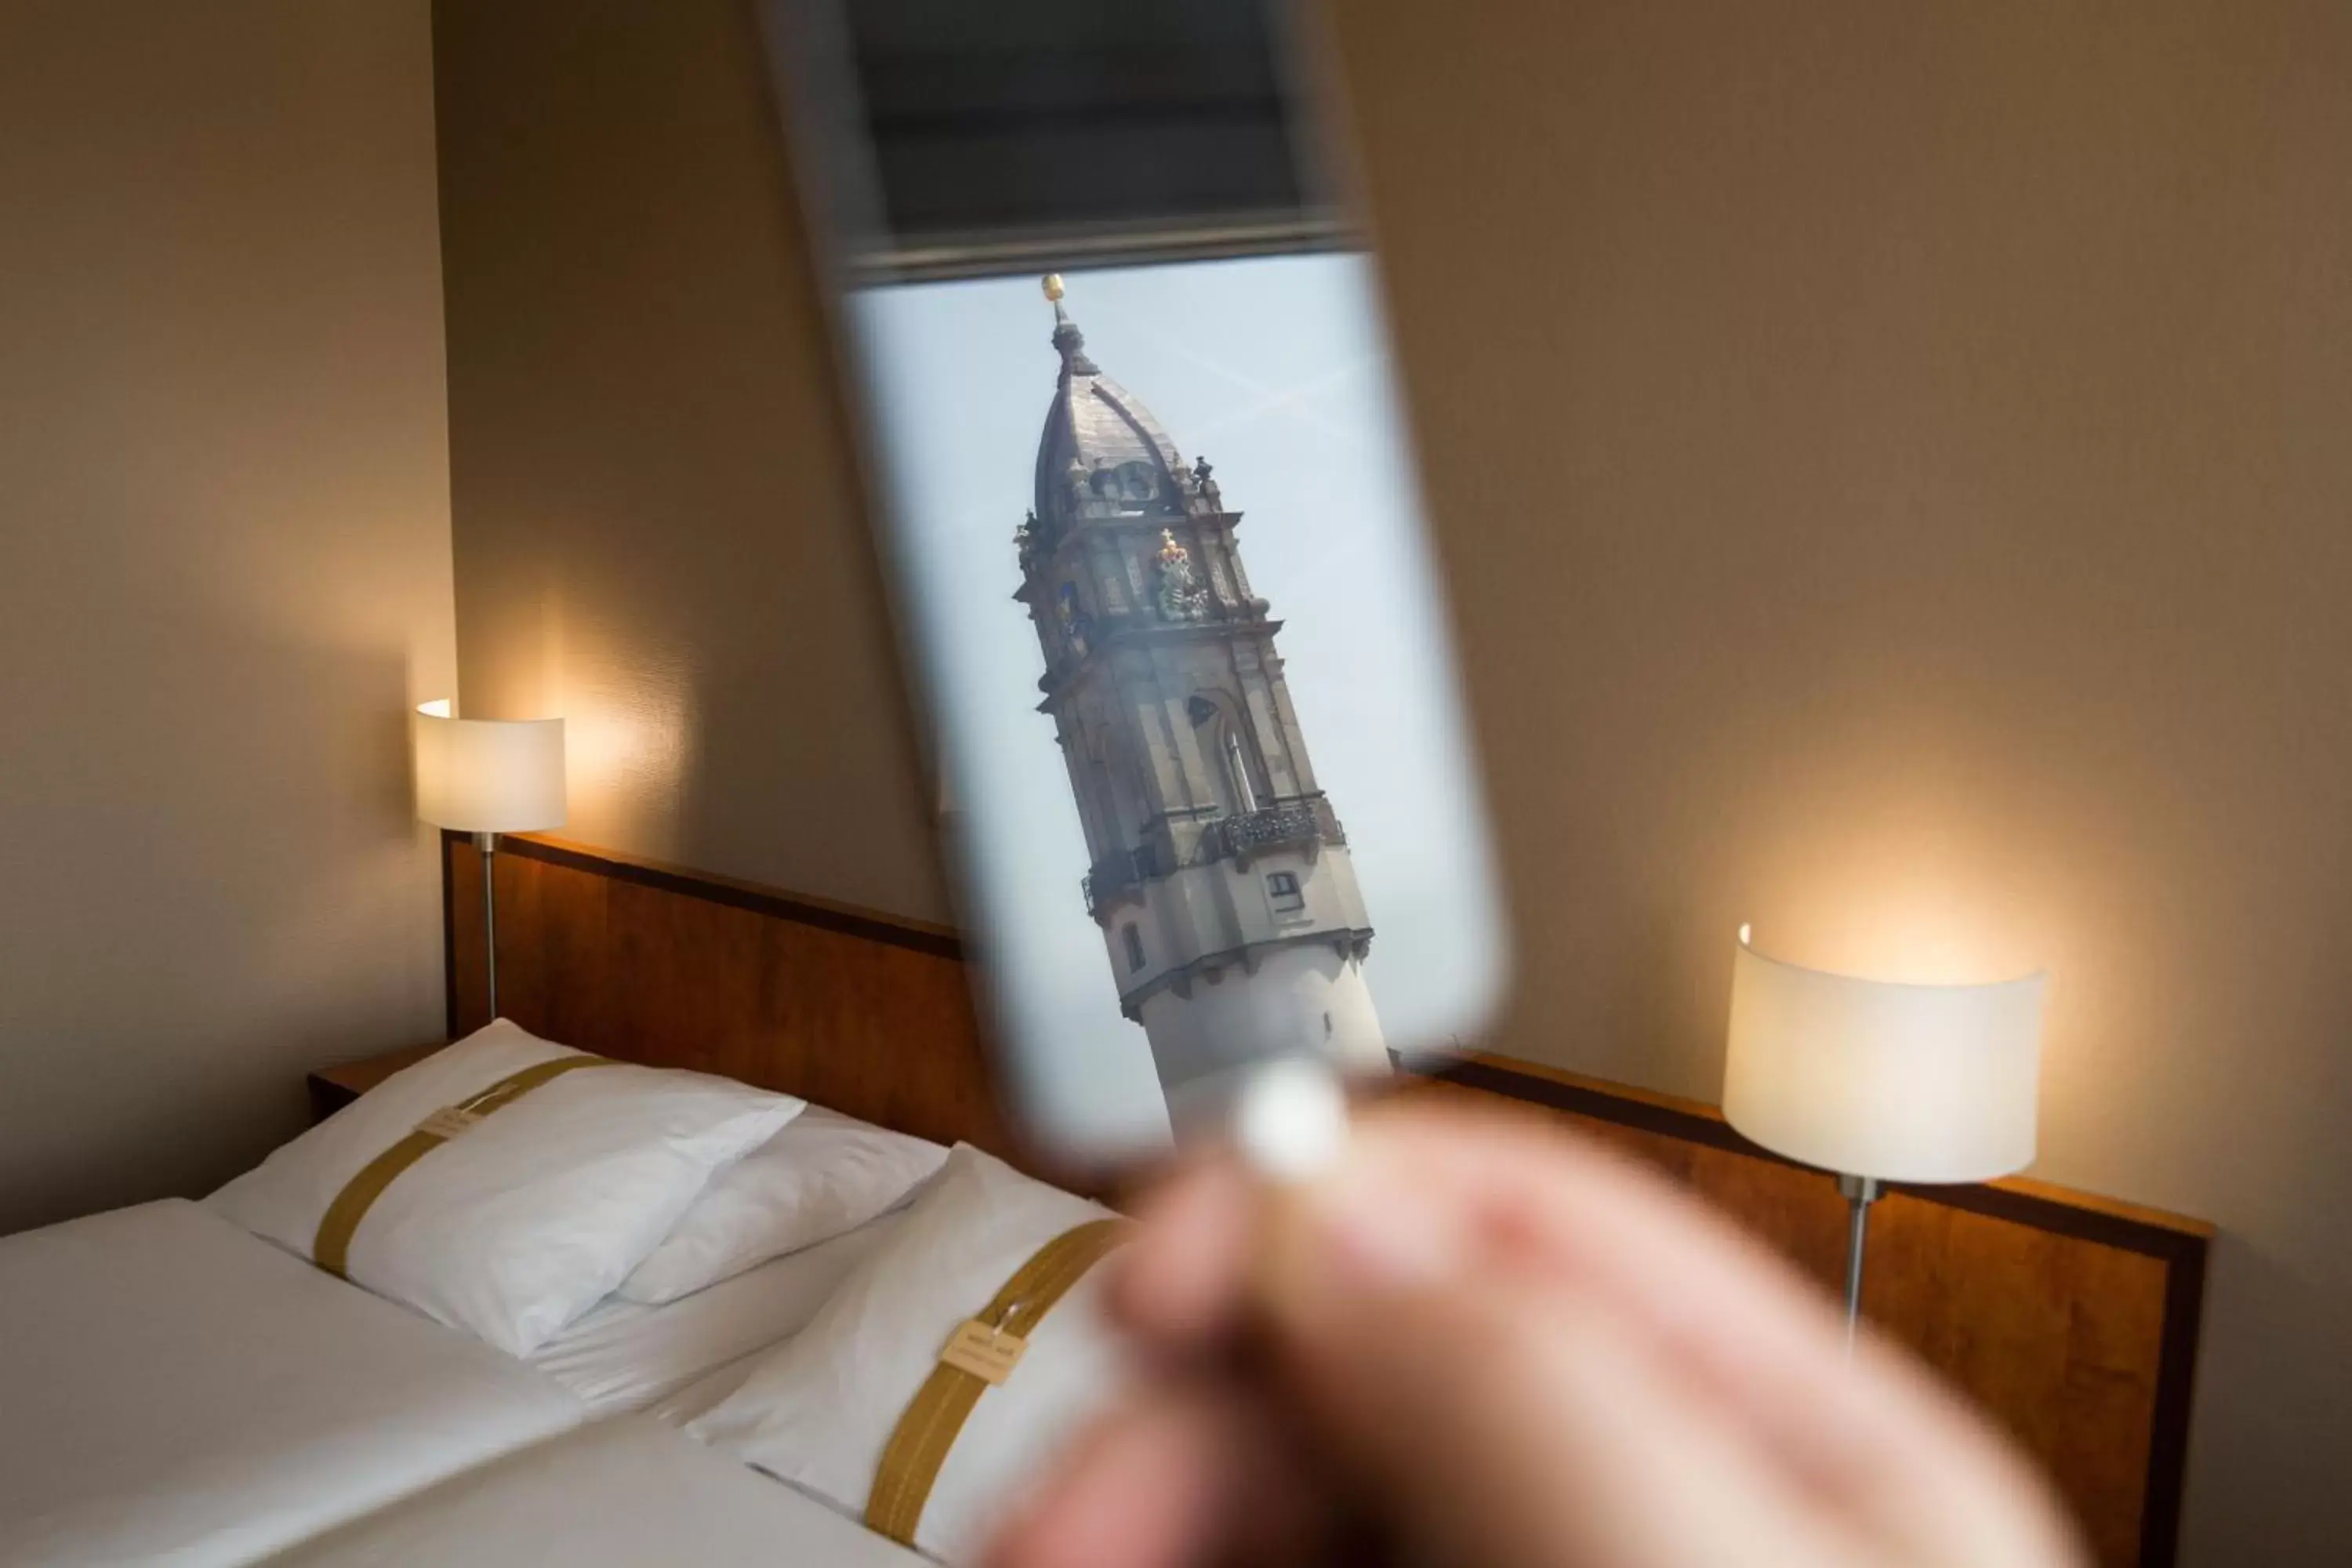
1032,279,1189,528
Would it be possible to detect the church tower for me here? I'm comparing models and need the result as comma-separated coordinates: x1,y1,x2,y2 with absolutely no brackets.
1014,275,1385,1113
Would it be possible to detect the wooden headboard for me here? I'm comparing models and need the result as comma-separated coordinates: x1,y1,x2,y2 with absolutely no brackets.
443,830,1014,1158
444,830,2205,1568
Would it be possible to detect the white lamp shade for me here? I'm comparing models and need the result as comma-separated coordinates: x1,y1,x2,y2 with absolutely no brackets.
1722,932,2045,1184
412,701,567,834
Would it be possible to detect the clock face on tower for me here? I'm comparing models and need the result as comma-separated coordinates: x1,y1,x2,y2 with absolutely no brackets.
1115,461,1157,501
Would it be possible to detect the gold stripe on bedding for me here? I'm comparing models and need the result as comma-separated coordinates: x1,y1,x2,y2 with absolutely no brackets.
865,1218,1130,1547
311,1054,616,1278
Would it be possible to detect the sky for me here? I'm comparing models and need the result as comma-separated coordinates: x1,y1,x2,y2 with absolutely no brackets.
851,252,1506,1156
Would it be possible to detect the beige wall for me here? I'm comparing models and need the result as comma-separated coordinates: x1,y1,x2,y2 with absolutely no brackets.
0,0,457,1232
433,1,2350,1559
430,0,950,922
1334,5,2352,1561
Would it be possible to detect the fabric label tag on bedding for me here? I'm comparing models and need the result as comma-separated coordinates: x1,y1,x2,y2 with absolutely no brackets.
416,1105,484,1140
940,1319,1027,1385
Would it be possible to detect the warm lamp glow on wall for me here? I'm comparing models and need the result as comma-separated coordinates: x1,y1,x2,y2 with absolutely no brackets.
1723,925,2047,1349
413,700,566,1018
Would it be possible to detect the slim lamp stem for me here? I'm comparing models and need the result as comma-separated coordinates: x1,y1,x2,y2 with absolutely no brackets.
474,830,499,1020
1836,1173,1881,1360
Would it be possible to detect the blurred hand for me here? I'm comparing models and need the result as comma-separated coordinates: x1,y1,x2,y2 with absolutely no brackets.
986,1098,2088,1568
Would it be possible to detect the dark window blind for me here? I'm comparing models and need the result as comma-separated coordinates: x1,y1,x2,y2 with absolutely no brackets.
785,0,1345,278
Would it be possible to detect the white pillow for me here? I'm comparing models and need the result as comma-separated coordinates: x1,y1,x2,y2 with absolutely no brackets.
209,1020,803,1356
690,1144,1130,1563
617,1105,949,1305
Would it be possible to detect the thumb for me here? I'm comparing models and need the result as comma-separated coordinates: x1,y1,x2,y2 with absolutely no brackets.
1253,1158,1869,1568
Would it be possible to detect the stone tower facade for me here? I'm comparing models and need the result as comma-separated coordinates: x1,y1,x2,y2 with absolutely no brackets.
1014,277,1385,1112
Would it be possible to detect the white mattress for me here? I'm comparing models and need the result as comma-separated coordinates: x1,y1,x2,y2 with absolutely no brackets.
0,1199,589,1567
530,1212,900,1418
262,1414,927,1567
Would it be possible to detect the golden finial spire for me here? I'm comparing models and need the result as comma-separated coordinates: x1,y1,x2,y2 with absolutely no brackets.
1045,271,1094,371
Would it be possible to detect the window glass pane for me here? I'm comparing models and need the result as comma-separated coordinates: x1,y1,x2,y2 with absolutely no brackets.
1268,873,1305,912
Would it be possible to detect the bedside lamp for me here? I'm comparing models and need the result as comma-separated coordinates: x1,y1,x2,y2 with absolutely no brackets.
413,700,566,1018
1722,925,2046,1350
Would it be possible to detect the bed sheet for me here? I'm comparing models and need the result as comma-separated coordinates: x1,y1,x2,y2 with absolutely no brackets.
261,1414,927,1567
529,1210,900,1417
644,1342,776,1428
0,1199,589,1566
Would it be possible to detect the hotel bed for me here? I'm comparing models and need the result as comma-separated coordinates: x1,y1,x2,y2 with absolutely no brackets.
263,1416,926,1567
1,1002,1124,1567
0,1192,973,1566
0,831,2209,1567
0,1199,588,1567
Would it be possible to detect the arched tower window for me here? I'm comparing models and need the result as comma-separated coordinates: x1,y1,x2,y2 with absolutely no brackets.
1188,691,1268,817
1221,727,1258,814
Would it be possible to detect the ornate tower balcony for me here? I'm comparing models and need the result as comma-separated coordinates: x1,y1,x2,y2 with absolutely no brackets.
1080,844,1157,922
1200,796,1348,869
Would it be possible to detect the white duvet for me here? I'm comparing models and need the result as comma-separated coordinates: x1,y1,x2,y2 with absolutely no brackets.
261,1416,926,1567
0,1200,588,1566
528,1211,899,1417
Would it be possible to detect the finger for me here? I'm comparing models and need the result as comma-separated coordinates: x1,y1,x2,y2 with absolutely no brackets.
1259,1215,1877,1568
1122,1096,1866,1384
983,1381,1327,1568
1283,1102,2085,1566
1118,1100,1976,1532
1108,1155,1258,1356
